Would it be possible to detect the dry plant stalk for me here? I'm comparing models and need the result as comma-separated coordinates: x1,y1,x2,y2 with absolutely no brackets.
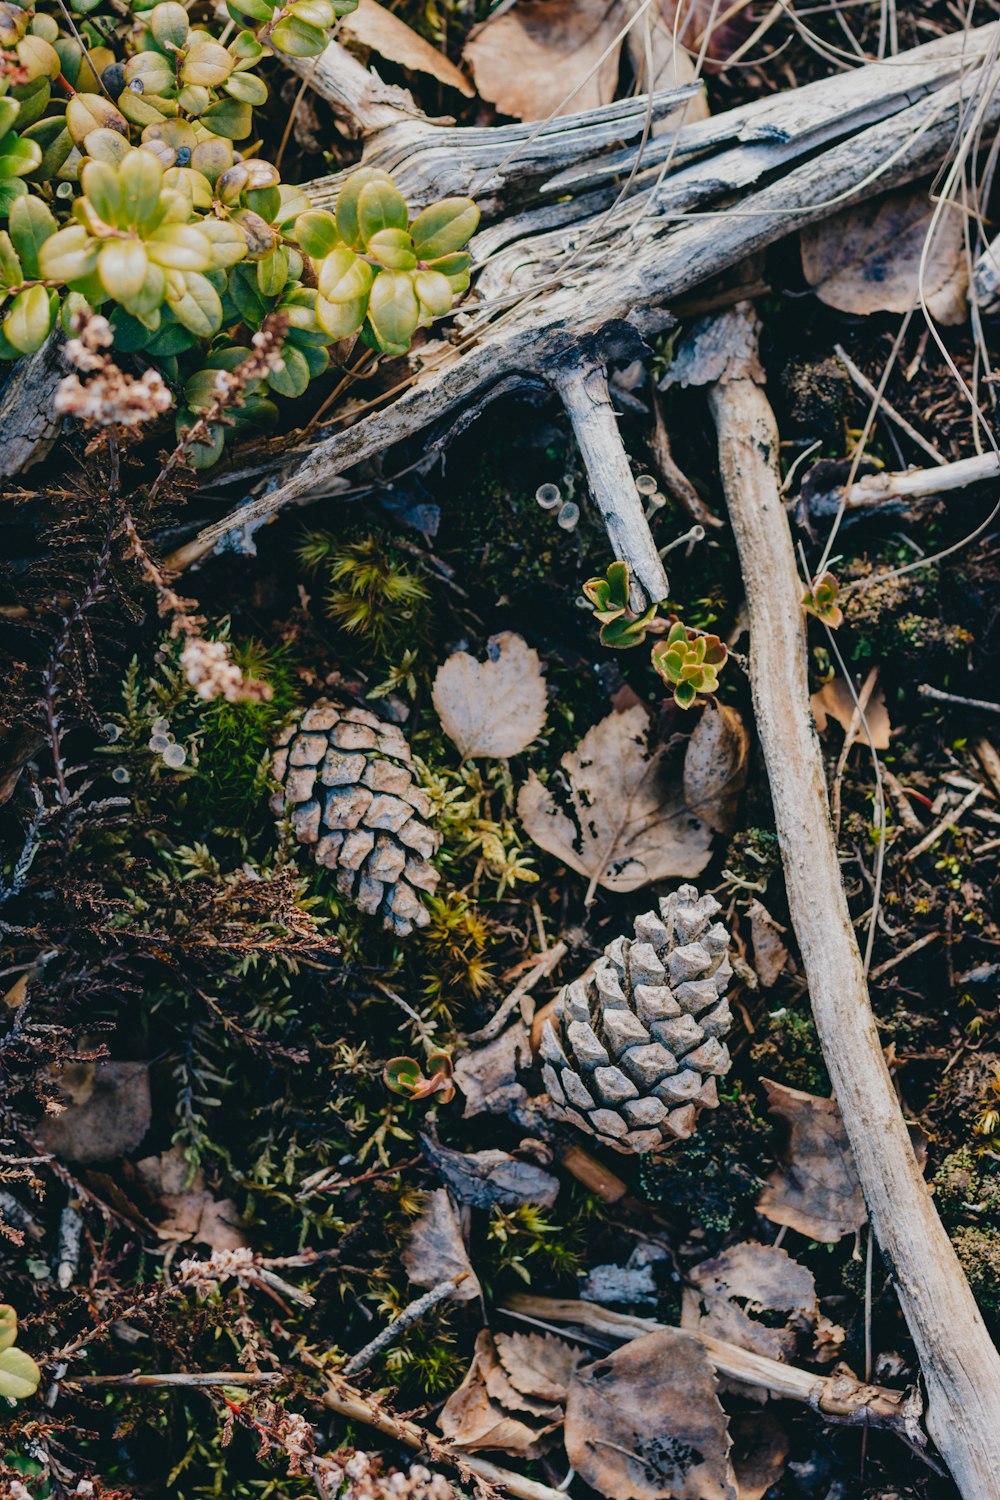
704,304,1000,1500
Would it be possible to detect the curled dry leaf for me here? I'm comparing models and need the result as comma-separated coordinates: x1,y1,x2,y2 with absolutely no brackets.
402,1188,482,1303
757,1078,866,1243
518,703,712,904
811,676,890,750
340,0,474,96
683,700,750,835
432,632,547,761
747,900,790,989
39,1061,151,1164
454,1022,532,1118
683,1241,817,1363
420,1136,560,1210
494,1330,582,1404
135,1147,247,1252
564,1327,737,1500
800,187,968,325
440,1330,562,1458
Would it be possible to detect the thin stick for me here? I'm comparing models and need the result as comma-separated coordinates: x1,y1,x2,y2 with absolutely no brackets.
322,1379,569,1500
551,356,669,609
503,1296,925,1443
918,683,1000,716
65,1372,282,1388
342,1275,468,1377
830,666,880,838
903,785,982,863
869,931,939,981
975,736,1000,797
815,452,1000,513
466,940,569,1044
834,345,948,466
704,304,1000,1500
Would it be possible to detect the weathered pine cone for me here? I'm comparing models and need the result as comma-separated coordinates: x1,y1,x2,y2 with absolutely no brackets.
271,699,440,935
539,885,733,1153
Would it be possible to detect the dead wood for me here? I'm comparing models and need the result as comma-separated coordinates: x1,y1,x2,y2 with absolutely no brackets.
164,22,1000,578
0,333,64,482
703,303,1000,1500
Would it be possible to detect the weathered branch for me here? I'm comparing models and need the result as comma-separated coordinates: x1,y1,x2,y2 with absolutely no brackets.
702,304,1000,1500
804,452,1000,518
166,24,1000,574
0,333,64,483
504,1295,925,1445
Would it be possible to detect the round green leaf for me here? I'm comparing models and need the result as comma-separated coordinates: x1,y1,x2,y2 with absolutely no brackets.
181,39,233,87
294,209,338,259
0,1345,40,1402
356,178,408,245
367,226,416,271
410,196,479,259
38,223,99,283
98,238,149,302
0,131,41,180
3,282,54,353
317,245,372,304
150,1,189,48
165,268,222,335
315,291,366,341
366,269,419,353
270,14,326,55
265,342,309,398
146,223,212,271
9,193,57,278
414,268,452,319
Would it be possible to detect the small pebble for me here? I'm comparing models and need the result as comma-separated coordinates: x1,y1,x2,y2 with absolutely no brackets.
557,501,580,531
535,483,561,510
162,744,186,770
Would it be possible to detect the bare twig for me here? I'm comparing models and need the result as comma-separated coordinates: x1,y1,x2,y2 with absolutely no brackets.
65,1371,283,1389
918,683,1000,716
466,940,569,1044
903,785,982,863
703,303,1000,1500
342,1275,468,1377
503,1295,926,1445
834,345,948,466
809,452,1000,516
975,737,1000,798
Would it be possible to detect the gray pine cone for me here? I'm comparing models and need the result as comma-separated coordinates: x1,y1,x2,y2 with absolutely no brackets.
538,885,733,1153
271,699,440,935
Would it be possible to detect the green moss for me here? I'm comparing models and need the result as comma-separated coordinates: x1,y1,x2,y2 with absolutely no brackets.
639,1091,768,1242
951,1226,1000,1319
751,1005,829,1094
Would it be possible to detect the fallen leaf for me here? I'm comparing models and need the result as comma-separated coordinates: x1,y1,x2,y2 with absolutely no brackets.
683,1241,817,1363
800,188,968,325
454,1022,532,1117
494,1331,582,1403
39,1061,151,1164
440,1330,561,1457
683,700,750,835
518,703,713,904
730,1412,788,1500
433,632,547,761
135,1148,246,1251
747,901,789,989
564,1327,738,1500
811,677,890,750
402,1188,482,1302
341,0,474,96
757,1079,866,1243
421,1136,560,1210
464,0,738,122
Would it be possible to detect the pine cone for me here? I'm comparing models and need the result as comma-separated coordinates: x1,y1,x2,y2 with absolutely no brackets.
271,699,440,935
538,886,733,1153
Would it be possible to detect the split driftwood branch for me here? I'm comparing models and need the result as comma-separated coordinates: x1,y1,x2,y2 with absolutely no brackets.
503,1294,926,1446
698,303,1000,1500
803,452,1000,519
164,21,1000,577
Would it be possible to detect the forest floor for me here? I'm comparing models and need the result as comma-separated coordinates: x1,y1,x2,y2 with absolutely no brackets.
2,1,1000,1497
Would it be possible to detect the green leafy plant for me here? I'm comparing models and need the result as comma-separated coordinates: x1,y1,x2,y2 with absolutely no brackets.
582,560,663,648
802,570,844,627
0,1306,40,1403
383,1050,455,1103
650,619,728,709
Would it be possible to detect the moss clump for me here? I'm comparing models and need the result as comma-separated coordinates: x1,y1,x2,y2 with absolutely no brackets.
933,1147,1000,1222
751,1006,829,1095
951,1227,1000,1319
841,562,973,670
781,356,853,441
638,1090,768,1242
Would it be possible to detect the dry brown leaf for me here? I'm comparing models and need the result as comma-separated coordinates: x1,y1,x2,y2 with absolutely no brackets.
340,0,474,96
494,1331,582,1404
135,1148,247,1251
454,1022,532,1118
730,1412,789,1500
421,1136,559,1210
564,1328,737,1500
440,1331,561,1457
747,900,790,989
684,1241,817,1363
518,703,713,904
433,632,547,760
464,0,740,122
800,188,968,325
683,700,750,834
810,677,890,750
402,1188,481,1302
757,1079,866,1243
40,1061,151,1164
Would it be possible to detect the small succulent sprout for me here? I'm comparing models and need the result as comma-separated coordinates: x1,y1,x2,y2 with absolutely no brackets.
0,1304,40,1403
650,619,728,709
383,1051,455,1104
582,561,662,649
802,570,844,628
